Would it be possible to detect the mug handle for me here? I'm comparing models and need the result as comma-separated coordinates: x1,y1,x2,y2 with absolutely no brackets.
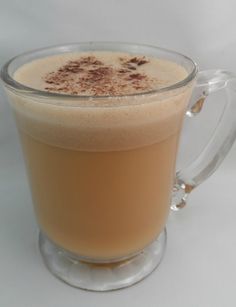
172,70,236,211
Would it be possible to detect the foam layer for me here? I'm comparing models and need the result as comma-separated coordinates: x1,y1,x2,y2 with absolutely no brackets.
14,51,188,96
9,52,194,151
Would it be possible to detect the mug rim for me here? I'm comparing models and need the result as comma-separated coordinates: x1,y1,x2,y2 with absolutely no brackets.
0,41,198,101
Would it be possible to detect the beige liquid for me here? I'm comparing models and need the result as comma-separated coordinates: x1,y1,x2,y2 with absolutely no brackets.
10,51,193,259
20,131,178,258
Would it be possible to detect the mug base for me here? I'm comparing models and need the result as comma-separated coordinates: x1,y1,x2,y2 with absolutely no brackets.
38,230,167,291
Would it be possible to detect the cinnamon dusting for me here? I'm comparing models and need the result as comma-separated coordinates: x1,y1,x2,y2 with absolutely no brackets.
43,55,153,96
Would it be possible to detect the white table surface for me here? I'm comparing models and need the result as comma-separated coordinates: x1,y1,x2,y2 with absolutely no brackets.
1,0,236,306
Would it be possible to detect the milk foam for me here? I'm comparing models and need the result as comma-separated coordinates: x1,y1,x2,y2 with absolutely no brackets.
9,52,194,151
14,52,188,96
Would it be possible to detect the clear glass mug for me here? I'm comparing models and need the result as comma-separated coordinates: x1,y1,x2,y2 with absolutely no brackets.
1,43,236,291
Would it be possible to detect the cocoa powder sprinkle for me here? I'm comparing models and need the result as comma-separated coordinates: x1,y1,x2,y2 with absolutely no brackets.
43,55,153,96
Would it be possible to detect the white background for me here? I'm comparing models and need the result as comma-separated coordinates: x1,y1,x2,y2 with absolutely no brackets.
1,1,236,306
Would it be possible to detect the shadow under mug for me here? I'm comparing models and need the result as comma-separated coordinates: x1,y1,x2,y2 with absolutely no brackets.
1,42,236,291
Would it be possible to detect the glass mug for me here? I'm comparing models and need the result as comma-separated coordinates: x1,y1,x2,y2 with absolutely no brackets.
1,43,236,291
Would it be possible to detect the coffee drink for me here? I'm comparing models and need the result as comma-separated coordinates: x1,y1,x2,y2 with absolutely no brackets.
9,51,192,259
